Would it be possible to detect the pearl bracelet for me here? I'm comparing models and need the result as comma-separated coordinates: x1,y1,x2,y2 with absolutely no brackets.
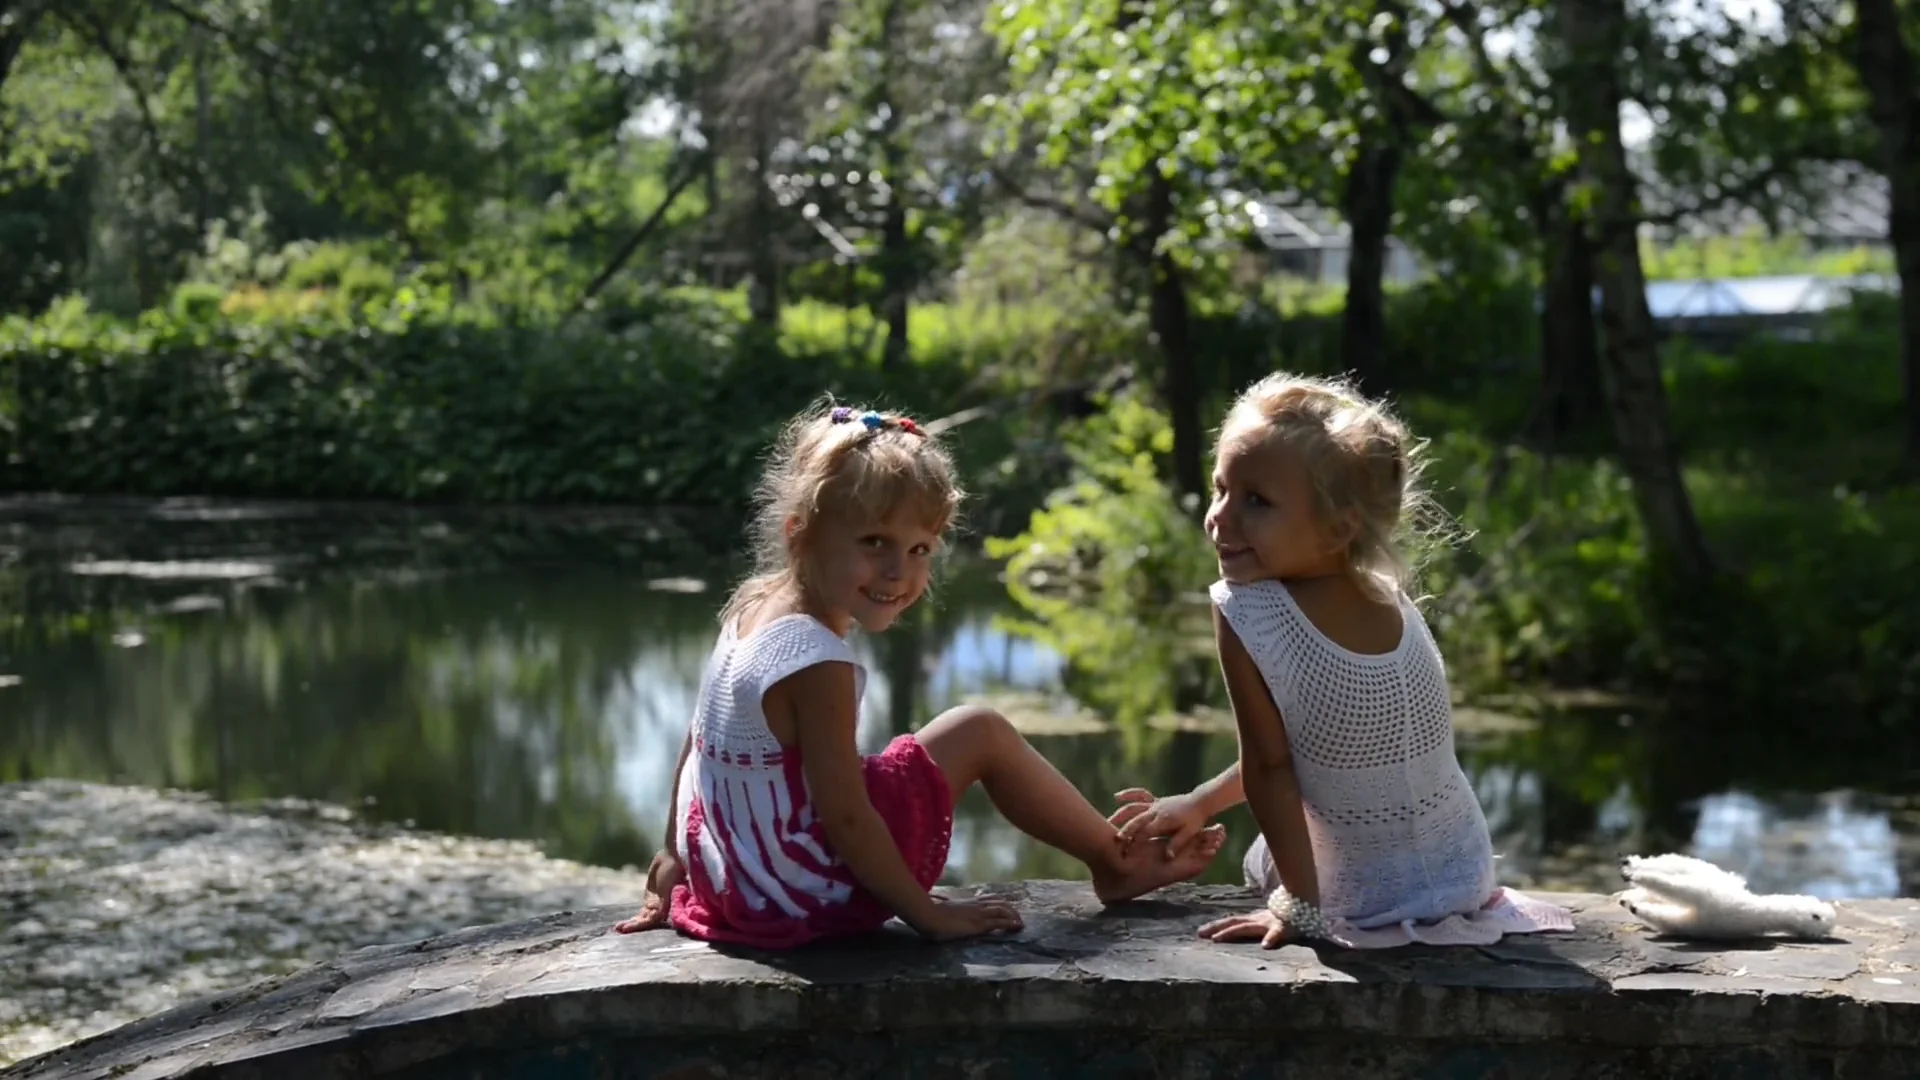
1265,886,1332,940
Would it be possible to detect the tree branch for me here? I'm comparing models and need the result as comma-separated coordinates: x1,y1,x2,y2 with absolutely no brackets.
992,174,1116,237
53,6,194,190
1637,152,1866,231
569,152,708,314
1435,0,1552,173
1366,1,1446,132
144,0,378,191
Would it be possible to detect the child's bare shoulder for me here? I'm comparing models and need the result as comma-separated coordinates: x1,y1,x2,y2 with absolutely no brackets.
1284,577,1404,657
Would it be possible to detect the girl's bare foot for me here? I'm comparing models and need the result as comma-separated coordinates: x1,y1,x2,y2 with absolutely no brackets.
1091,824,1227,904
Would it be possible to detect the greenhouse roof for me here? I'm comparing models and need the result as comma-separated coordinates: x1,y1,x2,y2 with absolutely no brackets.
1644,274,1895,319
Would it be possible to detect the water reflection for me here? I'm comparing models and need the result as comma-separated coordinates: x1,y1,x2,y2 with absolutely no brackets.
2,498,1914,898
1692,792,1902,900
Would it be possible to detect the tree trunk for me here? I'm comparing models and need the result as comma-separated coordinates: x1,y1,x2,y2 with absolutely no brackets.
747,121,781,328
877,200,910,368
1144,173,1206,514
1557,0,1716,584
1340,140,1401,396
1529,200,1606,449
873,0,911,371
194,27,213,237
1847,0,1920,475
883,607,924,736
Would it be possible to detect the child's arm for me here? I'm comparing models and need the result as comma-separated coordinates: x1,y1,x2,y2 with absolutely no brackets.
1112,764,1243,851
783,661,1021,942
664,726,692,857
1215,605,1319,907
614,727,692,933
1189,762,1245,815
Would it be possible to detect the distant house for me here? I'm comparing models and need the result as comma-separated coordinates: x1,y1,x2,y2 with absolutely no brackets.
1244,196,1428,284
1242,200,1424,286
1243,162,1891,290
1641,273,1895,345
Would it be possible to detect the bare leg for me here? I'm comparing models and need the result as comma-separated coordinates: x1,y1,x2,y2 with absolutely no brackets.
916,706,1223,903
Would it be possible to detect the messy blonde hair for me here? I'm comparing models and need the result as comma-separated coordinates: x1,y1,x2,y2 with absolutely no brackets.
721,399,963,626
1218,372,1446,601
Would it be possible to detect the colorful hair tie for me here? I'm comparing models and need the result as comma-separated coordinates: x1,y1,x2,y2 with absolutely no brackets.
828,407,926,437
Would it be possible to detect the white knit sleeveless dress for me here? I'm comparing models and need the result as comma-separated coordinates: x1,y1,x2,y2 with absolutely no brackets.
1213,578,1573,948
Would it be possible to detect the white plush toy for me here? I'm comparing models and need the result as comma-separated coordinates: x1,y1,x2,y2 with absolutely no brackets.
1617,853,1838,941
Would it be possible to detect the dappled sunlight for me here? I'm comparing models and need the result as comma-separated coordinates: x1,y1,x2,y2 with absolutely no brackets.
0,0,1911,1066
0,782,642,1068
66,559,281,581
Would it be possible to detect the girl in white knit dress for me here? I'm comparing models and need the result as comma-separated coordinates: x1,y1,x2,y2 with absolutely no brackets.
1111,374,1574,949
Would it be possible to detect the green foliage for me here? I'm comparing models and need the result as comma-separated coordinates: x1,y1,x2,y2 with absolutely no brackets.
1643,234,1895,280
0,162,93,312
983,395,1218,750
0,0,658,318
0,292,982,506
798,0,1001,313
986,300,1920,726
985,0,1362,249
1417,434,1653,692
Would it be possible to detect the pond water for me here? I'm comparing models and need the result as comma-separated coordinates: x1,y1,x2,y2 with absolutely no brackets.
5,496,1919,901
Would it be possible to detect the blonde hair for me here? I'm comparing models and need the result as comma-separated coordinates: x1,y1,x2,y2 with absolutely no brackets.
721,399,963,626
1218,372,1442,601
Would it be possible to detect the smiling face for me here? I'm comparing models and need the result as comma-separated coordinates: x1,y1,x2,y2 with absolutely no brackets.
1203,428,1352,585
795,508,944,634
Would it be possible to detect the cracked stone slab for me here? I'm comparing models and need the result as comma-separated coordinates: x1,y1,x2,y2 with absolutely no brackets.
5,883,1917,1080
1708,945,1863,981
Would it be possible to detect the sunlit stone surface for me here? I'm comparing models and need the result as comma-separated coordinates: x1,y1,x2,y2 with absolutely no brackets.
8,876,1919,1079
0,782,643,1067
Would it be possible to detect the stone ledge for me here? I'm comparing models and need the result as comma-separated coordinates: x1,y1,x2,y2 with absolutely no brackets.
7,884,1920,1080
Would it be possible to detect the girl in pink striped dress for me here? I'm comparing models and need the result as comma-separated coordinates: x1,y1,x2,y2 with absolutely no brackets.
615,403,1225,948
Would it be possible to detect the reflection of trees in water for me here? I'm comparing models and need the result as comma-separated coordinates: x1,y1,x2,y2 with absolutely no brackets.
858,562,1039,740
10,501,1917,892
990,563,1920,895
3,568,727,870
1,505,1055,875
1459,706,1920,892
1,501,740,868
946,728,1257,887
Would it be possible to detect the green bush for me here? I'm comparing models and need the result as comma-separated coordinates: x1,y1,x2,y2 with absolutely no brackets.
0,296,983,506
1417,432,1654,693
984,396,1219,750
986,298,1920,723
3,269,1911,715
1191,276,1540,424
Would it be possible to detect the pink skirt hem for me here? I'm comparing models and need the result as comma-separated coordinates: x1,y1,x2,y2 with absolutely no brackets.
1325,887,1577,949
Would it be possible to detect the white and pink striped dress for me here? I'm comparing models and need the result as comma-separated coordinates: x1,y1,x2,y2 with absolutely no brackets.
668,613,952,948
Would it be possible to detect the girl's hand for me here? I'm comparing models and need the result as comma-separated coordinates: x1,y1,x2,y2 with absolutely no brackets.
614,849,685,934
1110,788,1210,856
910,897,1025,942
1198,908,1293,949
